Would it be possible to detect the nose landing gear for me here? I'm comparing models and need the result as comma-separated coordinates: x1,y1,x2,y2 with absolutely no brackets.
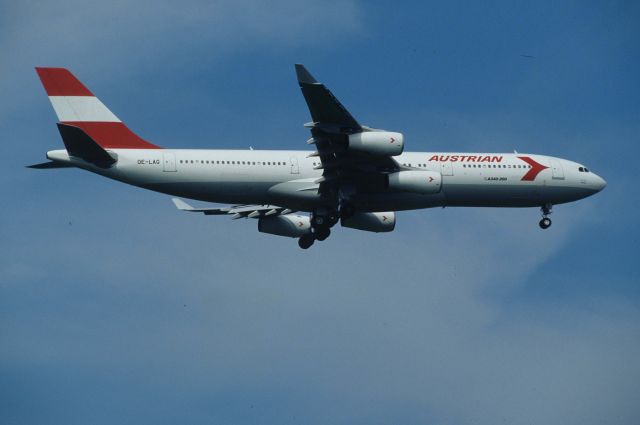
539,204,552,229
539,217,552,229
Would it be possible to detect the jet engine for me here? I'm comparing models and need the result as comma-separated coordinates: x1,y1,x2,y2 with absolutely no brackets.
341,212,396,233
387,170,442,194
258,214,311,238
348,131,404,156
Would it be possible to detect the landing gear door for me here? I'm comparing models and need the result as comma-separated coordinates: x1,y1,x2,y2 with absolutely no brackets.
290,156,300,174
163,152,177,172
550,159,564,179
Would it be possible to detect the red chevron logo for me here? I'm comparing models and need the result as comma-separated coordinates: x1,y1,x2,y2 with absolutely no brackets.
518,156,548,181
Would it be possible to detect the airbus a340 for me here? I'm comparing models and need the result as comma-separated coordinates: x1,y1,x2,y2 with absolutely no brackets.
30,65,606,248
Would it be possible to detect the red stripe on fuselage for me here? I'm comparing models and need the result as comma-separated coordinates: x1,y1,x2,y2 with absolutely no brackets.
36,67,93,96
518,156,548,181
63,121,161,149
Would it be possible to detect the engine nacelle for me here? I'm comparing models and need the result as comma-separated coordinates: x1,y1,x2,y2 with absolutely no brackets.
387,170,442,194
348,131,404,156
258,214,311,238
341,212,396,233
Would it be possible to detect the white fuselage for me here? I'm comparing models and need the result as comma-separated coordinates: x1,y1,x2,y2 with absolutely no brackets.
47,148,606,212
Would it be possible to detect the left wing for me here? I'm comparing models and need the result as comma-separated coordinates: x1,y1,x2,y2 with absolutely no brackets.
295,64,361,133
172,198,293,219
295,64,403,200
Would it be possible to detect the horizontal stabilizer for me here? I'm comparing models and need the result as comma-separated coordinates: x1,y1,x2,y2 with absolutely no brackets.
26,161,75,169
57,123,116,167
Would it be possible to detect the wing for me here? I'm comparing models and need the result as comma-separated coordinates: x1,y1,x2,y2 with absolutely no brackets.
295,64,361,133
172,198,294,219
295,64,401,199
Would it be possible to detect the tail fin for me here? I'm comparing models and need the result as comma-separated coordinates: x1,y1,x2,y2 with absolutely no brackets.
35,67,161,149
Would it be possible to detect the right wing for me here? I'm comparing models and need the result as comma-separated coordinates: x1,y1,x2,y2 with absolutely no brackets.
172,198,293,219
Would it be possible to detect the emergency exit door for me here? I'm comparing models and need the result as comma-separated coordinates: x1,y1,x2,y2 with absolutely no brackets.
290,156,300,174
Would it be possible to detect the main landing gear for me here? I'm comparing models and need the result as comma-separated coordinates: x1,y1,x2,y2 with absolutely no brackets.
298,234,315,249
297,210,337,249
539,204,552,229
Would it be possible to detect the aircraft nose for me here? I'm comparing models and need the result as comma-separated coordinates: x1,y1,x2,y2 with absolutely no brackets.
593,174,607,192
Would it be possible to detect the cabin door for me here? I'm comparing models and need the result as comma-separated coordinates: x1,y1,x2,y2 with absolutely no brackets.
163,153,177,172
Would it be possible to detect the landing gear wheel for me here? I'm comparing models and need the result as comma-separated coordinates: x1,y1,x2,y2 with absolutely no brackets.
539,204,552,230
298,234,315,249
539,217,552,229
313,215,325,226
314,227,331,241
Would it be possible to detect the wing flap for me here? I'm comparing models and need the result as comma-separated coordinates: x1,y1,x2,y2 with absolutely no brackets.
172,199,294,218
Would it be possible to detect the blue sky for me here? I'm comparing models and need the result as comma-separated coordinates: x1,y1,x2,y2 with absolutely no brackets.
1,1,639,424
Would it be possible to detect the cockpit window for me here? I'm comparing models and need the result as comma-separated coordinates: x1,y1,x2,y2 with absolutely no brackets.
578,167,590,173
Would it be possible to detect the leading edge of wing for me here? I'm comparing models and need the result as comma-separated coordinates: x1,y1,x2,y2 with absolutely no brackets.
294,64,361,132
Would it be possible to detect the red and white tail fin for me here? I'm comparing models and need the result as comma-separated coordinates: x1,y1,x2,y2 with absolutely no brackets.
35,67,161,149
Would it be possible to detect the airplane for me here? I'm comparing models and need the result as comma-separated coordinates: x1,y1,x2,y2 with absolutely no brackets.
30,65,606,249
